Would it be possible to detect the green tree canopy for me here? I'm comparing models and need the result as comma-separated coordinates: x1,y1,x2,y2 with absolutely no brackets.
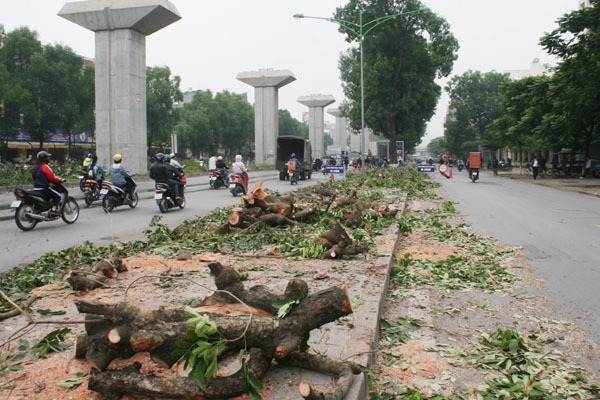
146,65,182,149
426,136,445,156
279,109,308,138
540,0,600,158
335,0,458,152
444,70,511,156
175,90,254,159
0,26,94,149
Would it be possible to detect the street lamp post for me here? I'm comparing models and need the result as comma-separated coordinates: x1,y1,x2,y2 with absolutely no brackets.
294,7,428,169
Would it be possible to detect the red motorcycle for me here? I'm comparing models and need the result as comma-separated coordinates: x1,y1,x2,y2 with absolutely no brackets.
228,173,248,197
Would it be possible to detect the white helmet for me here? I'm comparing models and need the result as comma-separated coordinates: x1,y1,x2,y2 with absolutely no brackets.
217,156,223,160
170,153,175,158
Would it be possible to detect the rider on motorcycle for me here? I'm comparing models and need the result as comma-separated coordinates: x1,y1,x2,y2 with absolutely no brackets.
216,155,229,182
89,154,106,185
151,153,179,199
289,153,301,179
232,154,249,187
109,153,135,202
163,154,184,200
32,151,65,216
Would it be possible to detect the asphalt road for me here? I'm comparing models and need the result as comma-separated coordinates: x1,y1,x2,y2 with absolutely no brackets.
434,169,600,344
0,169,334,273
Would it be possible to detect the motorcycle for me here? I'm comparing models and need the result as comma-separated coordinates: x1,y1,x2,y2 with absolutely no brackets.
229,173,248,197
457,161,465,172
288,162,299,185
100,175,138,212
78,169,89,192
469,168,480,183
79,169,103,207
154,182,185,213
209,169,227,189
11,182,79,231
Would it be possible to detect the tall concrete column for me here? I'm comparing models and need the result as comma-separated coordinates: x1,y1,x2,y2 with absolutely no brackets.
350,131,361,153
297,95,335,159
236,69,296,166
327,108,348,153
58,0,181,173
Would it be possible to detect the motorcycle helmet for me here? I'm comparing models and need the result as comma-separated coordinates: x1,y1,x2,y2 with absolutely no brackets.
170,153,176,158
37,151,51,162
155,152,164,162
163,154,171,162
217,156,223,160
291,153,296,158
113,153,122,163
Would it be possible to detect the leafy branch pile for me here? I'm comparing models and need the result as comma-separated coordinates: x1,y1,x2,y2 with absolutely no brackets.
371,184,599,399
392,201,516,292
434,328,600,399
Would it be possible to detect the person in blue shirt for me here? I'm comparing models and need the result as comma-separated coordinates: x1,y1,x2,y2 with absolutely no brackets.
109,154,134,200
289,153,301,180
89,154,106,185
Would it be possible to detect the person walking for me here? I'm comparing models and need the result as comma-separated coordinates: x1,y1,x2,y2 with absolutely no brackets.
491,157,499,176
532,156,539,180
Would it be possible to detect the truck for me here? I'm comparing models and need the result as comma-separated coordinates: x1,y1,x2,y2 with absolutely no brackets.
276,135,312,181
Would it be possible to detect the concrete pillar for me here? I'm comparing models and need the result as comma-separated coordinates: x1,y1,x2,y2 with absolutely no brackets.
297,95,335,159
350,131,361,153
236,69,296,166
58,0,181,174
327,108,348,153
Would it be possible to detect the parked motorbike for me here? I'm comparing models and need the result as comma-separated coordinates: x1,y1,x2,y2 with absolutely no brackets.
100,175,138,212
11,182,79,231
229,173,248,197
469,168,480,183
154,182,185,213
209,169,227,189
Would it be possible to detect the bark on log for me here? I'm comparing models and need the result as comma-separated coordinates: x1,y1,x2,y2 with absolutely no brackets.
203,262,308,314
75,283,351,369
257,213,298,227
88,348,271,400
279,352,363,400
241,181,294,216
227,210,257,229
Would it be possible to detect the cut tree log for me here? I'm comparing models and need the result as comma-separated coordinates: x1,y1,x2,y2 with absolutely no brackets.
203,262,308,314
315,220,368,259
279,351,363,400
242,180,294,215
75,282,351,369
88,348,272,400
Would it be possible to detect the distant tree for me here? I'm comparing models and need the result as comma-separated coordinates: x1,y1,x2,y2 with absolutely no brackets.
0,27,93,149
146,66,182,149
494,76,553,155
279,109,308,138
426,136,445,156
176,90,213,158
212,91,254,156
540,0,600,159
444,70,511,155
0,27,42,139
175,90,254,159
336,0,458,152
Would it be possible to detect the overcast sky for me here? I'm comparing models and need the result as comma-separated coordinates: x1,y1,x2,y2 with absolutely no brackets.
2,0,577,146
